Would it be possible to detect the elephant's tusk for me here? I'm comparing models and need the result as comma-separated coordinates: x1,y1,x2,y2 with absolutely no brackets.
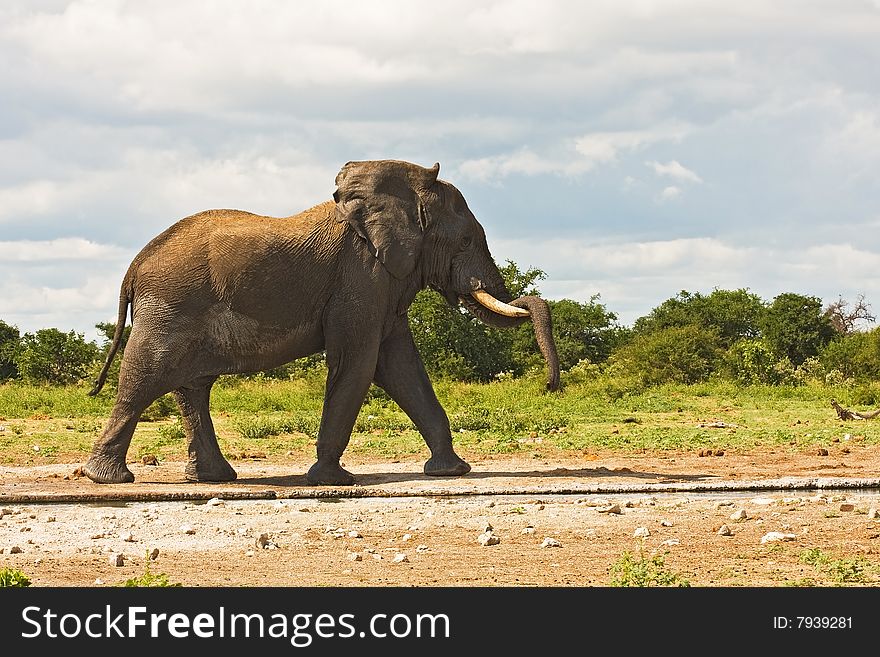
471,290,531,318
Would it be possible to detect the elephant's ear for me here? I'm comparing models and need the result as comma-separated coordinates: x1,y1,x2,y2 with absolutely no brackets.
333,160,440,280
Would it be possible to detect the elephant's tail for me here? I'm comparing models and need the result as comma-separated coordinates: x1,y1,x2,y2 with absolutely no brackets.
88,286,132,396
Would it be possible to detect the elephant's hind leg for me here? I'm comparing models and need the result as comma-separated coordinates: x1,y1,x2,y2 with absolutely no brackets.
174,378,237,482
82,402,143,484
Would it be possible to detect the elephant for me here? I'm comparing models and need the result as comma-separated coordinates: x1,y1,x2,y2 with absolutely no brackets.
83,159,560,486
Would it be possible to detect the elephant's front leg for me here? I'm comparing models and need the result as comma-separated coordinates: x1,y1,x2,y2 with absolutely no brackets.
306,321,381,486
373,321,471,478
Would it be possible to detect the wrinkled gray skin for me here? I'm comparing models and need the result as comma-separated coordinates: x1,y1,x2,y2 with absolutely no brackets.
83,160,560,486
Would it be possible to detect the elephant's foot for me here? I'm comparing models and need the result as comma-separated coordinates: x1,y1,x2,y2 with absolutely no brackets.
306,460,355,486
185,457,237,483
424,452,471,477
82,455,135,484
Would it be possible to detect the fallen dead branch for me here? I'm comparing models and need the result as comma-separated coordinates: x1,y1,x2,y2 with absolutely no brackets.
831,398,880,420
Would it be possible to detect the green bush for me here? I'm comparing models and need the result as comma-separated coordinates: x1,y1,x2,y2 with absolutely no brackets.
0,567,32,587
0,320,20,381
724,338,797,385
140,394,178,421
15,328,100,385
607,325,723,386
609,549,690,587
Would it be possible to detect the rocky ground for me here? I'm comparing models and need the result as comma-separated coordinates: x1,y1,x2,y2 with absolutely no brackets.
2,448,880,587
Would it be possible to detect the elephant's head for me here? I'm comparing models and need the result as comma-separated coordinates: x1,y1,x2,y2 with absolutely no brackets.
334,159,560,390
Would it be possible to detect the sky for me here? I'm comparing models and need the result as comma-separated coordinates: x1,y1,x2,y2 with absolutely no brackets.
2,0,880,342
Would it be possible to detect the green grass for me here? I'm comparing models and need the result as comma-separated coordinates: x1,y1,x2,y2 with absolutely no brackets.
799,548,872,584
1,374,879,465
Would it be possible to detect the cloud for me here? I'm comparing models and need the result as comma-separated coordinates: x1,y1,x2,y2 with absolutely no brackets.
0,237,129,261
646,160,703,183
456,124,692,183
657,185,682,202
491,236,880,327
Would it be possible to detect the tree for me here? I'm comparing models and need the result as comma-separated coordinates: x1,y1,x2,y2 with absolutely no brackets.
513,296,622,371
0,320,20,381
15,328,100,385
824,294,875,335
760,293,835,366
819,328,880,380
607,325,724,386
633,288,765,347
408,260,546,381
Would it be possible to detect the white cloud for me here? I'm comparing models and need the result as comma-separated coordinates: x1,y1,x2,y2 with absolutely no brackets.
457,124,692,183
657,186,682,202
0,237,129,261
646,160,703,183
492,236,880,326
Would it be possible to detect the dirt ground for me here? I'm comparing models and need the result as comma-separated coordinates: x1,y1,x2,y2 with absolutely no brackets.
3,447,880,587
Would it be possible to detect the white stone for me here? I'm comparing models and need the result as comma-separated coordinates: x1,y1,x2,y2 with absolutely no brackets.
478,531,500,546
730,509,749,521
245,549,255,557
660,539,680,547
348,530,362,538
416,545,429,553
180,524,196,535
401,533,412,542
521,526,536,534
634,527,650,538
717,525,732,536
93,579,104,585
206,498,225,507
393,553,409,563
867,508,879,519
110,553,124,567
347,552,362,562
122,532,135,542
660,520,673,527
541,537,561,548
761,531,796,544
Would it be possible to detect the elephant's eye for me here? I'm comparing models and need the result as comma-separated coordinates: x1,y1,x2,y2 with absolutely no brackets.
461,235,473,248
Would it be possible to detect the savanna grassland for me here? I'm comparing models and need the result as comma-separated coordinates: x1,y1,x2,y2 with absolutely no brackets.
4,372,880,589
2,371,880,469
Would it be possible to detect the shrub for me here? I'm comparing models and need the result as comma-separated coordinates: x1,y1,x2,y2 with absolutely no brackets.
140,394,178,421
15,328,100,385
607,325,723,386
121,555,181,587
723,339,799,385
609,549,690,587
0,567,32,587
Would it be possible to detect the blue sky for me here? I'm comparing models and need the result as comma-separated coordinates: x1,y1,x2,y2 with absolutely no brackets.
2,0,880,341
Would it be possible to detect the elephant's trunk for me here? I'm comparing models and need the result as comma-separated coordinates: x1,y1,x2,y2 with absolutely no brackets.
508,295,560,392
457,284,561,392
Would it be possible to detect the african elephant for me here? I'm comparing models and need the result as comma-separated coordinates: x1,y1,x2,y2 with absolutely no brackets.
83,159,560,486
